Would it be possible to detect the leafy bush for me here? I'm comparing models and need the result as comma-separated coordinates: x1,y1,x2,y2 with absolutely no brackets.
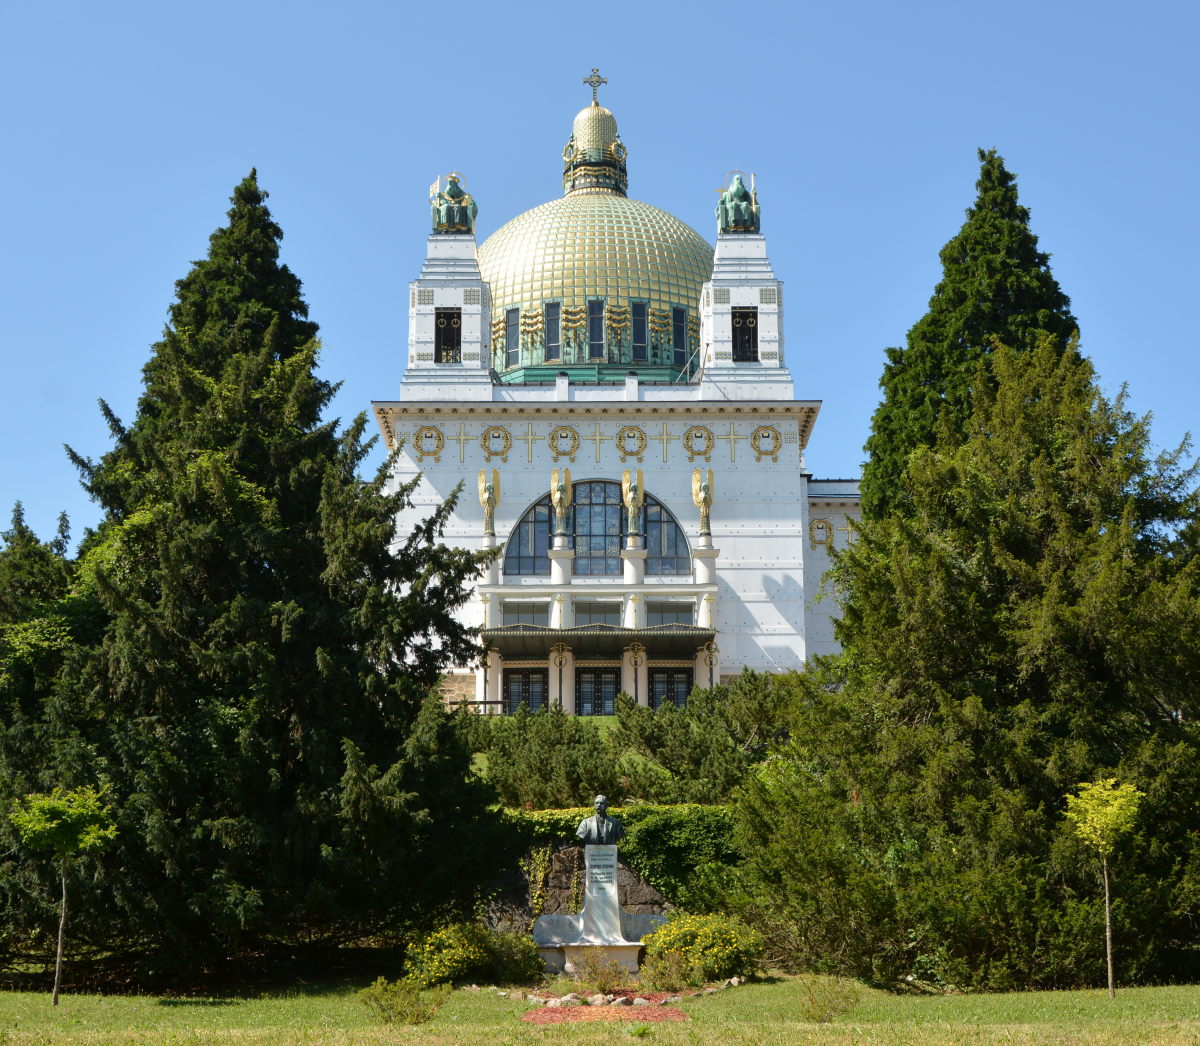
405,923,543,987
642,913,763,982
794,974,860,1022
566,948,632,993
358,976,449,1025
621,805,738,911
638,949,705,991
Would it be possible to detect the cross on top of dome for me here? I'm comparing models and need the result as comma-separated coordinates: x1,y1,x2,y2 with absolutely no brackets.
583,67,607,106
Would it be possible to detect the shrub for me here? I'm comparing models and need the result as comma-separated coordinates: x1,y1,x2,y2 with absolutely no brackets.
638,949,705,991
357,976,450,1025
642,913,763,982
794,974,860,1022
485,927,546,985
567,948,632,993
405,923,544,987
620,805,739,911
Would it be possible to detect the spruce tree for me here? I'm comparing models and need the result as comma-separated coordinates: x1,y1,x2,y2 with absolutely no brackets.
735,340,1200,988
50,173,504,964
860,149,1078,517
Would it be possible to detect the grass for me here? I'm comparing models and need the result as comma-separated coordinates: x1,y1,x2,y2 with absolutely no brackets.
1,977,1198,1044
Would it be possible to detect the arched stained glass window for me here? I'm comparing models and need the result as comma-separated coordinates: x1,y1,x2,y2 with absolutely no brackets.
503,480,690,577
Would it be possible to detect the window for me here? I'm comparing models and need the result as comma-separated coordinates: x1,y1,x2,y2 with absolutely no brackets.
505,668,548,714
631,301,647,361
544,302,561,361
571,480,624,576
643,500,692,575
577,668,619,716
504,500,552,576
731,307,759,362
503,481,690,577
434,308,461,363
574,602,621,627
588,299,605,359
672,307,687,367
505,308,520,369
502,602,550,627
650,669,693,710
646,602,693,627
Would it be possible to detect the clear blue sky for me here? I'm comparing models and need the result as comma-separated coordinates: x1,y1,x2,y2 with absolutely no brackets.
2,0,1196,543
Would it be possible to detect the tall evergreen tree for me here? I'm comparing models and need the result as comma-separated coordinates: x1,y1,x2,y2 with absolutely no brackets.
860,149,1078,517
40,172,504,965
734,340,1200,988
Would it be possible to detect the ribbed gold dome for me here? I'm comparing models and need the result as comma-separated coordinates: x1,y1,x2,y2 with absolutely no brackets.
478,193,713,329
572,104,618,156
478,95,713,381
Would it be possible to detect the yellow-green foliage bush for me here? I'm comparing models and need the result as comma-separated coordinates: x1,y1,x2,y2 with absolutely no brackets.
642,913,763,982
405,923,543,987
357,977,450,1025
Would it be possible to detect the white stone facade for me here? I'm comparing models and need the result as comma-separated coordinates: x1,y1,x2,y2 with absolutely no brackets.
373,229,861,713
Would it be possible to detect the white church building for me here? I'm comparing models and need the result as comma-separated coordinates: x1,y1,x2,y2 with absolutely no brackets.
372,73,860,714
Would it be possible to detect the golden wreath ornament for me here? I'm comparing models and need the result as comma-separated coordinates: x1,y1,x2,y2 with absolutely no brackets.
413,425,445,463
480,425,512,463
548,425,580,462
809,518,834,550
683,425,714,462
615,425,647,462
750,424,782,463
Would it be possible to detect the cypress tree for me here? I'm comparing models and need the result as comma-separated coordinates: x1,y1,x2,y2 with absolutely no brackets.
50,172,503,966
860,149,1078,518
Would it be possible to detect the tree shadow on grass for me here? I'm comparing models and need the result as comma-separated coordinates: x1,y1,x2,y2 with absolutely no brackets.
156,998,241,1007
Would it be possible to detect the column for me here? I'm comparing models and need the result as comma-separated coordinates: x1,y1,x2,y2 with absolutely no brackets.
622,642,647,707
550,643,575,713
549,534,574,585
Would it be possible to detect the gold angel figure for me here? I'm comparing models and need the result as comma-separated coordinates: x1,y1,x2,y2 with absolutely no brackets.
621,468,645,534
692,467,715,535
478,468,500,535
550,467,572,535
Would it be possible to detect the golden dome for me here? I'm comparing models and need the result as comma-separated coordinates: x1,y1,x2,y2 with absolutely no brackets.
479,193,712,328
478,99,712,381
572,104,618,156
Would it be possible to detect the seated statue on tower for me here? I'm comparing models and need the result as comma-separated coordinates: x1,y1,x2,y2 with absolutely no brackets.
431,173,477,234
716,173,760,233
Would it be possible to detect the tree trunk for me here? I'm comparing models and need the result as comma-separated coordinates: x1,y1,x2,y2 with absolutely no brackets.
52,857,67,1006
1103,853,1115,998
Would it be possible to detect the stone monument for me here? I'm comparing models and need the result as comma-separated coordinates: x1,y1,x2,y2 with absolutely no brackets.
532,796,665,974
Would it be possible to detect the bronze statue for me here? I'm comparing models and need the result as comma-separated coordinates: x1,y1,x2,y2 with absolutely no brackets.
551,468,572,536
716,173,760,234
576,795,624,846
621,468,644,535
478,468,500,536
431,173,478,234
692,467,714,535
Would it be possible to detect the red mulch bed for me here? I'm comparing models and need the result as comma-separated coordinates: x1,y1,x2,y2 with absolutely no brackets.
523,1006,688,1024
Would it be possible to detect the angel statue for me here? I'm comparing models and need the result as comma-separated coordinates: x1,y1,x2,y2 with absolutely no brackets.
478,468,500,536
550,468,572,536
692,467,715,535
621,468,645,535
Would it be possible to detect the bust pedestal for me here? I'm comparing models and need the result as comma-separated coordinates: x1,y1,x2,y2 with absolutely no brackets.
532,845,664,975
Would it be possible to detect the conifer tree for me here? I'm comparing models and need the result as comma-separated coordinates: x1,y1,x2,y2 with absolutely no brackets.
860,149,1078,517
735,340,1200,988
50,173,504,963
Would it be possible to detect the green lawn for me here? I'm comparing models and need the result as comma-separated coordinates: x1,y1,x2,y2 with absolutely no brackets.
1,978,1198,1045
